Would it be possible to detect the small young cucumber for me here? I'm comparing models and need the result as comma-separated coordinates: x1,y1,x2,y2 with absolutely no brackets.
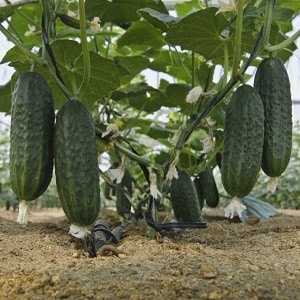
170,170,203,222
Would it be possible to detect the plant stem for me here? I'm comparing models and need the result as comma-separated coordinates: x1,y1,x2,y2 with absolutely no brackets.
260,0,274,49
77,0,90,96
232,0,244,77
265,29,300,52
113,141,159,169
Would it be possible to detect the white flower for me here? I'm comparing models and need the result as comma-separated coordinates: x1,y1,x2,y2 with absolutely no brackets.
102,123,119,139
267,177,278,194
90,17,101,32
24,24,37,37
149,168,162,199
166,151,180,180
224,197,246,219
216,0,236,15
17,200,28,226
202,135,215,153
185,86,203,103
69,224,90,239
107,156,126,184
204,117,216,127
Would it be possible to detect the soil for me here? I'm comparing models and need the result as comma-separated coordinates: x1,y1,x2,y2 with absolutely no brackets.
0,207,299,300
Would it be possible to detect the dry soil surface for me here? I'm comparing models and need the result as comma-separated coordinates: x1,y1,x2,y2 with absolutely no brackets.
0,207,299,300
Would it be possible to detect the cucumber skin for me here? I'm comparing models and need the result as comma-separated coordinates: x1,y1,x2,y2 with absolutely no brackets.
221,84,265,198
254,57,292,177
10,72,55,201
54,100,100,226
170,170,203,222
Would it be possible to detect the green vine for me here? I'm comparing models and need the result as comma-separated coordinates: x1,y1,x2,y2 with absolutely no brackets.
77,0,90,96
232,0,244,77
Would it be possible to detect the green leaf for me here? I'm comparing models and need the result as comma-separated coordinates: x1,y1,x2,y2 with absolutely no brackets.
166,7,257,60
112,84,166,113
48,40,120,107
0,0,38,22
7,3,43,45
165,8,230,60
0,80,12,113
174,0,202,17
114,55,150,84
1,45,30,64
268,23,297,62
85,0,168,24
277,0,300,11
111,84,162,101
117,21,165,49
162,83,191,111
138,8,180,32
5,40,120,108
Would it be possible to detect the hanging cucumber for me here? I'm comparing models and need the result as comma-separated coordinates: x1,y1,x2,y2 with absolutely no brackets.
10,72,55,225
221,84,265,198
54,99,100,227
254,57,292,179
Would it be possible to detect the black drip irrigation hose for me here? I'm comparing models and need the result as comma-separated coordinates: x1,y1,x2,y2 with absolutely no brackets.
86,217,137,258
145,196,207,232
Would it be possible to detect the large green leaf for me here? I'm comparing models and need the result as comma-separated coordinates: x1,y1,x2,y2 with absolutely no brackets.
165,7,258,60
85,0,168,24
165,7,230,60
117,21,165,49
138,7,180,32
2,40,120,108
48,40,120,107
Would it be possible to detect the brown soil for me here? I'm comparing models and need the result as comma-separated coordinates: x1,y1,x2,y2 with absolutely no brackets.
0,207,299,300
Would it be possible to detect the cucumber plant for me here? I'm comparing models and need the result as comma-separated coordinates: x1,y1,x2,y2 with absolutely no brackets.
0,0,299,227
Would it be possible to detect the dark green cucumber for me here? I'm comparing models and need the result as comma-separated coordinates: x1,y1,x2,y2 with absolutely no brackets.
193,177,204,209
116,170,132,217
254,57,292,177
221,84,264,198
170,170,203,222
197,166,219,208
54,99,100,226
10,72,55,201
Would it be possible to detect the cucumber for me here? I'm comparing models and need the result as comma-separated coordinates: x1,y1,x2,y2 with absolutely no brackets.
197,166,219,208
10,72,55,201
54,99,100,226
221,84,264,198
170,170,203,222
254,57,292,177
116,170,132,217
